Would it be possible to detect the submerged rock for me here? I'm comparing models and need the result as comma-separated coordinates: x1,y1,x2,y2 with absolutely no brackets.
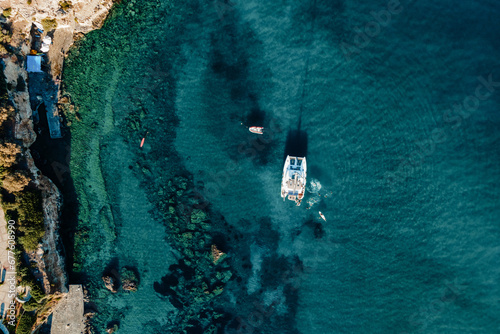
122,280,137,292
106,323,119,334
102,275,117,293
120,267,139,292
211,244,225,264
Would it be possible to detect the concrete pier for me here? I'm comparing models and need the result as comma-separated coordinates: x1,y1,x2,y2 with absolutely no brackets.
51,285,85,334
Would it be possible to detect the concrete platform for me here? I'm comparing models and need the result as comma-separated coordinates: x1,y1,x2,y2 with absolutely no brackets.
51,285,85,334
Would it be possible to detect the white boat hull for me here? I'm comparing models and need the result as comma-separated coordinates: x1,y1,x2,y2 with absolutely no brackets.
281,155,307,206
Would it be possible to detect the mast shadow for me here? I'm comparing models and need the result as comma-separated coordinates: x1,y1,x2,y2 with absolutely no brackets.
283,129,308,161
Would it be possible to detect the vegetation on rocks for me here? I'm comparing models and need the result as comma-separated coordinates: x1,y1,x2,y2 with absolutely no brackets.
102,275,118,293
0,28,12,55
16,191,45,250
0,50,46,334
22,298,43,312
0,68,42,254
1,171,30,193
120,267,139,292
0,104,14,127
59,1,73,11
15,312,36,334
2,8,12,18
0,68,25,190
41,18,57,31
2,190,45,251
2,241,46,334
0,142,21,168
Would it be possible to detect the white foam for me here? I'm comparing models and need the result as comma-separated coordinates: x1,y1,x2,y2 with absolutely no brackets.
307,178,322,194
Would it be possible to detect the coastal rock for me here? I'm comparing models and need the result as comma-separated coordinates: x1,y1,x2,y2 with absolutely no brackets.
37,174,68,293
102,275,117,293
0,0,115,299
1,0,114,75
122,280,137,292
211,244,225,264
106,323,119,334
83,311,95,334
120,267,139,292
21,149,68,294
82,285,90,303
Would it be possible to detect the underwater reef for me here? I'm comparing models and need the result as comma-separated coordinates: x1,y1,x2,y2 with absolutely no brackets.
61,0,306,333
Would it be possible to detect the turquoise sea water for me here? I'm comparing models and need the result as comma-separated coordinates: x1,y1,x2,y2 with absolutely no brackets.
62,0,500,333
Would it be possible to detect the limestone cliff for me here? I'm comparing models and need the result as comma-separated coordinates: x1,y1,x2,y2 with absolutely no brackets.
1,0,114,293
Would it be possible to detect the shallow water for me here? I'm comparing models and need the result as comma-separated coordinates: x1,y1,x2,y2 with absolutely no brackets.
63,0,500,332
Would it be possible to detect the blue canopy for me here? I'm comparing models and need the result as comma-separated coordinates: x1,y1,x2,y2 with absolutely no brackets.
26,55,42,72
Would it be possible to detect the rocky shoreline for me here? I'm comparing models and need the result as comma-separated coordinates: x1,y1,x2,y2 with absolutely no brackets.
0,0,115,329
3,0,308,332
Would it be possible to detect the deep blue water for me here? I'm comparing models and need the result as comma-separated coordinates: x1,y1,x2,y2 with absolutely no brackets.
174,0,500,332
64,0,500,332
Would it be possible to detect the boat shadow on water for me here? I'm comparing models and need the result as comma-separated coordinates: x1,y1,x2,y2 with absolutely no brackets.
283,129,308,161
245,105,265,127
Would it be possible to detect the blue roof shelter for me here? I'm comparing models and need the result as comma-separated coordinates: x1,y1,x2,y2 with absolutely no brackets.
27,55,42,73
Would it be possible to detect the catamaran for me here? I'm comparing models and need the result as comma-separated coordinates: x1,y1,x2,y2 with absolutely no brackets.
281,155,307,206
